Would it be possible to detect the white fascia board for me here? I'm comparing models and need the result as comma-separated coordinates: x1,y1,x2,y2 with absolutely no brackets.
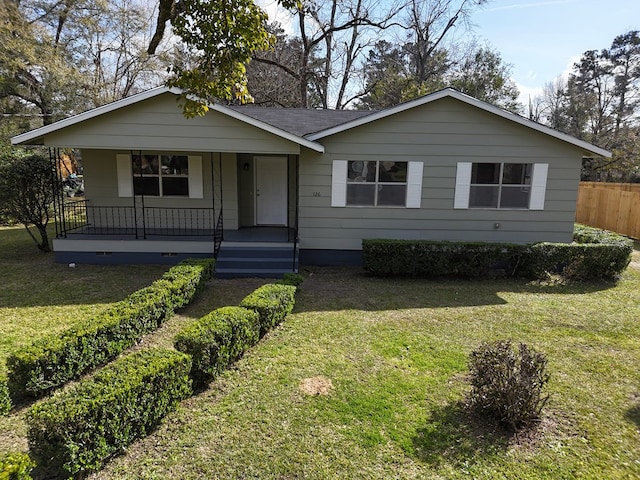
11,86,179,146
209,103,325,153
307,88,611,158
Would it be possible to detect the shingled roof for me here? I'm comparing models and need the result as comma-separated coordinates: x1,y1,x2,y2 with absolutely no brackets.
227,105,376,137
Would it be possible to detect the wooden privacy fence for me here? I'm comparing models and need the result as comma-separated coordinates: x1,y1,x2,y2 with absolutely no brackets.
576,182,640,239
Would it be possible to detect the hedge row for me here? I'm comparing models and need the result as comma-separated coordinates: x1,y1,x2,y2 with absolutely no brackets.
532,225,632,280
240,283,297,336
0,452,34,480
363,240,534,278
0,374,9,416
175,283,297,385
175,307,260,385
363,226,633,281
27,349,192,477
7,258,215,401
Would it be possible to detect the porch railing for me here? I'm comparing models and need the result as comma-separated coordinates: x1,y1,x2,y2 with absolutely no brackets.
58,199,216,238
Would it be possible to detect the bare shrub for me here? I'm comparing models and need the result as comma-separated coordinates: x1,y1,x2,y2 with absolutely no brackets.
467,340,550,432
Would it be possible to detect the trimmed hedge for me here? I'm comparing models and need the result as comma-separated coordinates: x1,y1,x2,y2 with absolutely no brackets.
531,242,632,280
531,225,633,280
278,272,304,286
363,226,632,281
362,239,534,278
0,374,10,415
240,283,297,336
174,306,260,385
7,258,214,401
27,349,192,478
0,452,34,479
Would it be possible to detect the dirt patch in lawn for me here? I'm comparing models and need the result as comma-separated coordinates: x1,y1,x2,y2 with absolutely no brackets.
299,376,333,396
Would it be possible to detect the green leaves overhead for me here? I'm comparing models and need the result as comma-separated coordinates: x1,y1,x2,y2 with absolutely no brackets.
166,0,299,116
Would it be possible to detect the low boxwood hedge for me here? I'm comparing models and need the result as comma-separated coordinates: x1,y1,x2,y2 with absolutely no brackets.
240,284,297,336
7,258,214,401
27,348,192,478
362,239,534,278
532,225,633,280
0,451,34,479
174,306,260,385
362,225,632,281
0,374,10,415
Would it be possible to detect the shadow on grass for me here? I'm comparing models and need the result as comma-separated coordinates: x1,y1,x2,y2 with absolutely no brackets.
412,401,512,469
625,402,640,428
294,266,619,312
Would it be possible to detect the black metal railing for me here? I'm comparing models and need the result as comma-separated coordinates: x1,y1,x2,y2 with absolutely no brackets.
289,227,299,273
58,199,90,234
143,207,215,236
213,210,224,256
58,199,217,238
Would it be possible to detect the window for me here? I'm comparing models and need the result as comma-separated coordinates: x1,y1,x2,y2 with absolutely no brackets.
469,163,532,208
132,154,189,197
346,161,408,206
454,162,548,210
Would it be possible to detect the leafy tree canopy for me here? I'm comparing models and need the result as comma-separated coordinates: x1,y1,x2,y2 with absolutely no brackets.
150,0,300,116
0,151,58,252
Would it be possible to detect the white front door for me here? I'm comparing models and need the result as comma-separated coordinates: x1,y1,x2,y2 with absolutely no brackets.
255,156,288,225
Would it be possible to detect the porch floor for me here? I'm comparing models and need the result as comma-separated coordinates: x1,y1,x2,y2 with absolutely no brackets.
58,226,294,242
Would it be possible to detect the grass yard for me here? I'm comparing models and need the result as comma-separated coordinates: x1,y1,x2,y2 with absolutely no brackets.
1,226,639,479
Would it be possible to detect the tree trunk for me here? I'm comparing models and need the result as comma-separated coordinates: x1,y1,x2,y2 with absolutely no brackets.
26,223,51,253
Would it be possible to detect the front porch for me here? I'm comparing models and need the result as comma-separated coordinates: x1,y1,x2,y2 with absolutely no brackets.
53,199,298,276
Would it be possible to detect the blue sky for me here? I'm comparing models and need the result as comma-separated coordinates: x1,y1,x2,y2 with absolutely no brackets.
473,0,637,102
258,0,637,106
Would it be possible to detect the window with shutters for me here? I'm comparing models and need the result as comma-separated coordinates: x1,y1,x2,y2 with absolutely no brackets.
469,162,533,209
132,154,189,197
346,161,408,206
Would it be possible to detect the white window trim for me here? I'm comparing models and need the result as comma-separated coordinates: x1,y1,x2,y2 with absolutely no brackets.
454,161,548,210
188,156,203,199
406,161,423,208
331,160,423,208
116,153,202,198
529,163,548,210
331,160,348,207
454,162,472,209
117,154,133,198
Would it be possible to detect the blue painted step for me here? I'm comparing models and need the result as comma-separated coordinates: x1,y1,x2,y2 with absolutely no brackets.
215,243,298,278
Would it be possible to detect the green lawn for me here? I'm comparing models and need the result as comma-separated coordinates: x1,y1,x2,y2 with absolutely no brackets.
1,226,639,479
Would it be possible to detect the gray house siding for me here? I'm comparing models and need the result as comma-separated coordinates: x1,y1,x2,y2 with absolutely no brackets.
45,93,302,155
298,97,583,262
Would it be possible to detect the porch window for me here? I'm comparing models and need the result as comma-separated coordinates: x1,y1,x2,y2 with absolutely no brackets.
132,154,189,197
